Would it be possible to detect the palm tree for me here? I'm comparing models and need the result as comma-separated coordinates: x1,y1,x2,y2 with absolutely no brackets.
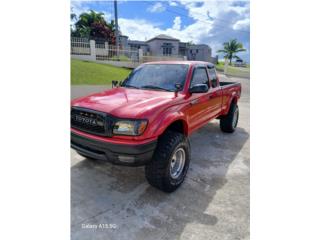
72,10,116,44
217,39,246,64
75,10,107,31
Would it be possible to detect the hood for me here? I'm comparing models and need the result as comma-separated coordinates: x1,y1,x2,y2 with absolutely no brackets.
72,87,181,119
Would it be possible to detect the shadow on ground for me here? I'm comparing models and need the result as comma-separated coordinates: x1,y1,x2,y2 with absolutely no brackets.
71,120,249,240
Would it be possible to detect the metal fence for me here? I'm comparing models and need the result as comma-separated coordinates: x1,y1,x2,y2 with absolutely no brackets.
71,37,139,62
71,37,90,55
95,44,139,62
71,37,185,68
142,55,185,63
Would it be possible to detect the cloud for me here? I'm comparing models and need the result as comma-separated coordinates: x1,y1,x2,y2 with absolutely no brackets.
70,1,89,24
118,18,161,41
101,11,112,22
147,2,166,13
169,1,178,6
175,0,250,61
233,18,250,30
119,16,211,45
172,16,181,30
72,0,250,62
71,1,112,24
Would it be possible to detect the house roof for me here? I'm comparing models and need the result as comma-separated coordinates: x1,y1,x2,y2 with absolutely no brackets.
128,40,148,46
188,44,211,49
146,34,180,42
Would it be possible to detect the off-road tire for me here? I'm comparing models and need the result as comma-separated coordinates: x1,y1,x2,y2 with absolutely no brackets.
220,103,239,133
145,130,190,193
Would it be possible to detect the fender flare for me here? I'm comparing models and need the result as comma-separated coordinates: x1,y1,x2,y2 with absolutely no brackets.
151,111,189,137
224,93,239,115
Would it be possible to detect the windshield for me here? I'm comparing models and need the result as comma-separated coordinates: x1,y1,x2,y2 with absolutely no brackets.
122,64,189,91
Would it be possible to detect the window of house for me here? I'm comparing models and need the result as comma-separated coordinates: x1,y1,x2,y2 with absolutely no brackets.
190,68,209,88
196,49,199,53
162,43,173,56
207,66,218,87
163,47,172,55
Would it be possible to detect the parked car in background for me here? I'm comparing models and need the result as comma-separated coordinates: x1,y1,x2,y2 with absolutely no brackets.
234,59,246,67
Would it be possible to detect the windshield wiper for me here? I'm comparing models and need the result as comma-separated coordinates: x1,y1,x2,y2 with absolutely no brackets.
140,85,172,91
123,84,140,89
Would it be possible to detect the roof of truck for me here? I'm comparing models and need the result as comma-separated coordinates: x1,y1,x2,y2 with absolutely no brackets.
143,61,213,66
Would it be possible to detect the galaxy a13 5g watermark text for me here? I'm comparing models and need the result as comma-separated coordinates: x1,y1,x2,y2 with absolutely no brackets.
82,223,117,230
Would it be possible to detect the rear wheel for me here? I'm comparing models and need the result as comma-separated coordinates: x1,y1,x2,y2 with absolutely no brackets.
145,130,190,193
220,103,239,133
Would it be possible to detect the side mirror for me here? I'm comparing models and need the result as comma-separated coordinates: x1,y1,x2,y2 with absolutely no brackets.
189,84,209,93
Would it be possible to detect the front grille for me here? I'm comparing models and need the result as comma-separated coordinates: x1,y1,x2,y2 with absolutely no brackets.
71,107,112,136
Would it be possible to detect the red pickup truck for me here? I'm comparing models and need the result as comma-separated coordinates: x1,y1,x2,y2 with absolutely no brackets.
71,61,241,192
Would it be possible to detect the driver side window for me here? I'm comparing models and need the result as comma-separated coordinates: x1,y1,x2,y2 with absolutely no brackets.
190,68,209,88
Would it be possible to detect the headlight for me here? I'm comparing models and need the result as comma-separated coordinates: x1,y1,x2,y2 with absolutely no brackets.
113,120,148,136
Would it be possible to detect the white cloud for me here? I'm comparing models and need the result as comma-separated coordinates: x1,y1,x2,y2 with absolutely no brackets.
71,0,250,61
70,1,88,24
172,16,181,30
233,18,250,30
175,0,250,61
147,2,166,13
101,11,112,22
169,1,178,6
71,1,112,25
118,18,161,41
119,16,211,44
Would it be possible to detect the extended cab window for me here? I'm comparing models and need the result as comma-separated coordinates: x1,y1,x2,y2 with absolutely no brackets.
208,66,218,88
190,68,209,88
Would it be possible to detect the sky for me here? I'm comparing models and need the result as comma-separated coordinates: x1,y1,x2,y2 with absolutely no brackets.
71,0,250,62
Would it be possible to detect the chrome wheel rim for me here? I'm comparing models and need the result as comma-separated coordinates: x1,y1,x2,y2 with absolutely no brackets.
232,108,239,128
170,148,186,179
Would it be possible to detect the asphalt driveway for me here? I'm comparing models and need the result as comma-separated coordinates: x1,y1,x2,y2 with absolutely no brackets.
71,74,250,240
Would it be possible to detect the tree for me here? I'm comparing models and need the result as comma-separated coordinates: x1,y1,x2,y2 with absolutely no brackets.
217,39,246,64
70,13,77,21
72,10,116,45
76,10,107,28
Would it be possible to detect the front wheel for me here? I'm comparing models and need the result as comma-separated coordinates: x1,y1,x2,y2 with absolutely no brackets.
145,130,190,193
220,103,239,133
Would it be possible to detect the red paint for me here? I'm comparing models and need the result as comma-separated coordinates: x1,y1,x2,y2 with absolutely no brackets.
71,61,241,144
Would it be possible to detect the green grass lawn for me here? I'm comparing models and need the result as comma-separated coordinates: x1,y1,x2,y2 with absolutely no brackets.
71,59,131,85
216,61,250,78
110,55,131,62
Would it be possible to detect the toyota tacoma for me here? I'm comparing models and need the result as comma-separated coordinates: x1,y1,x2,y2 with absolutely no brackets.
71,61,241,192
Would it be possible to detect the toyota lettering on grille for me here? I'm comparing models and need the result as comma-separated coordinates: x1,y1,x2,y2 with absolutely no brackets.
72,114,104,127
76,115,97,125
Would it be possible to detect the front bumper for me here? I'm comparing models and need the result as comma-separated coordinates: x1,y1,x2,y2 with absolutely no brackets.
71,132,157,166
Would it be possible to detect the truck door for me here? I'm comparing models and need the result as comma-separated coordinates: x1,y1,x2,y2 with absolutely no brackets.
186,66,212,130
207,65,223,117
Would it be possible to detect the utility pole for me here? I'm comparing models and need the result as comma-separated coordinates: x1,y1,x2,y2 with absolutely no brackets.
114,0,119,56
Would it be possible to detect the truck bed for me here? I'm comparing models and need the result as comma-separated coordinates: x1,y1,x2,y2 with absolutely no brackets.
218,81,241,115
219,81,240,86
